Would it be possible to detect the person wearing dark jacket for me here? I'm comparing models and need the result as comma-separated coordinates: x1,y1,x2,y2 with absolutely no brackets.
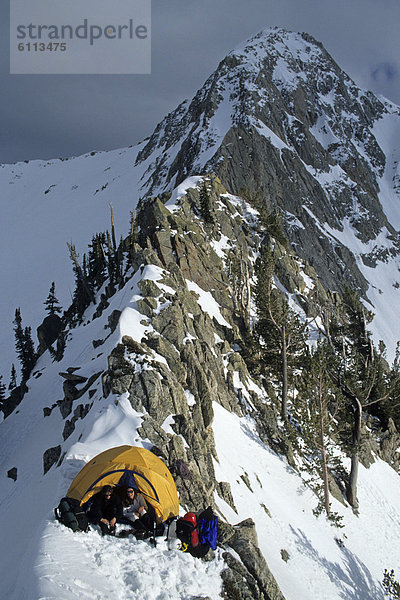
118,487,155,537
87,485,123,536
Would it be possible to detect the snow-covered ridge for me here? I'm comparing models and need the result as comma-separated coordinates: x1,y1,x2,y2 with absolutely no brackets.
2,26,400,380
1,176,400,599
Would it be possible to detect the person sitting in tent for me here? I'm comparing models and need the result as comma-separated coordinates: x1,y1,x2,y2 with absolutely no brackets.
86,484,123,536
66,446,179,540
118,487,155,537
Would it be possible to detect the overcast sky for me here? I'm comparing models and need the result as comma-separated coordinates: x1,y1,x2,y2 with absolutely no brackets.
1,0,399,164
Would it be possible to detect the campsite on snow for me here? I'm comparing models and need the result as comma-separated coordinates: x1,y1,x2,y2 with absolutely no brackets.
1,24,400,600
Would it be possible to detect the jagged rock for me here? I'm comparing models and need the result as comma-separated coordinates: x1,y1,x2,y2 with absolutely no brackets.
379,418,400,471
62,379,80,403
152,304,185,348
146,333,187,385
62,403,91,440
63,419,75,441
92,339,104,348
137,297,158,317
359,426,378,468
37,313,63,355
280,549,290,563
328,472,346,506
121,335,149,356
7,467,17,481
216,482,237,513
229,525,286,600
59,372,87,384
126,367,179,421
232,518,259,547
222,552,264,600
59,398,73,419
217,521,236,544
1,384,27,419
107,309,121,333
137,278,162,298
43,445,62,474
240,473,253,492
137,415,172,450
58,372,101,417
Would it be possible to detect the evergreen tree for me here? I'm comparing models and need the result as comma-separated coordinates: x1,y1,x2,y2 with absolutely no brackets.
13,308,24,364
68,242,95,321
255,246,307,420
128,209,139,262
329,288,394,509
116,235,125,285
44,282,62,316
9,364,17,390
0,375,6,411
87,233,107,291
22,326,36,380
226,250,251,328
292,341,344,521
13,308,37,381
383,570,400,599
199,182,214,224
106,231,117,288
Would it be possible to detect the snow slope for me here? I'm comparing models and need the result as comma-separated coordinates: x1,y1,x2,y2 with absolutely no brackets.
213,403,400,600
1,181,400,599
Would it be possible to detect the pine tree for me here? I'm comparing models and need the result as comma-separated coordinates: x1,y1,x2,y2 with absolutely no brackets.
13,308,24,362
116,235,125,286
13,308,37,381
226,250,252,328
0,375,6,411
44,282,62,316
22,326,36,380
255,246,307,420
199,182,214,224
9,364,17,390
128,209,139,260
383,570,400,599
68,242,95,321
292,341,344,521
329,287,395,509
106,231,117,288
88,233,107,291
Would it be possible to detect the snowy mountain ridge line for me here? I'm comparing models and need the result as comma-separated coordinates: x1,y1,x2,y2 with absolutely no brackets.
1,176,400,599
2,27,400,383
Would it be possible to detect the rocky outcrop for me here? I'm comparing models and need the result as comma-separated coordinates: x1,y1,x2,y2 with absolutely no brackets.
379,419,400,471
37,313,64,356
221,520,285,600
95,178,294,597
43,445,62,474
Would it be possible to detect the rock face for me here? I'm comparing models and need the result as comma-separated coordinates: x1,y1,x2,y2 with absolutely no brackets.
134,27,400,354
91,177,293,598
37,314,64,356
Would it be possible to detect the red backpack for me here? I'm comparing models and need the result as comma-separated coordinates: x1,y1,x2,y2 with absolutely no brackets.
175,512,199,548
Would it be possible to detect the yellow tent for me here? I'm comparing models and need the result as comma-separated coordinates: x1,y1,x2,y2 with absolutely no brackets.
67,446,179,522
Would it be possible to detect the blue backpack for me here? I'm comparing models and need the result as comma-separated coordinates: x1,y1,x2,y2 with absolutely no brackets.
198,507,218,551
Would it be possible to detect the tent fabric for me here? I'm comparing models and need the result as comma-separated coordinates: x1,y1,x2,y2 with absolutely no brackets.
66,446,179,522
